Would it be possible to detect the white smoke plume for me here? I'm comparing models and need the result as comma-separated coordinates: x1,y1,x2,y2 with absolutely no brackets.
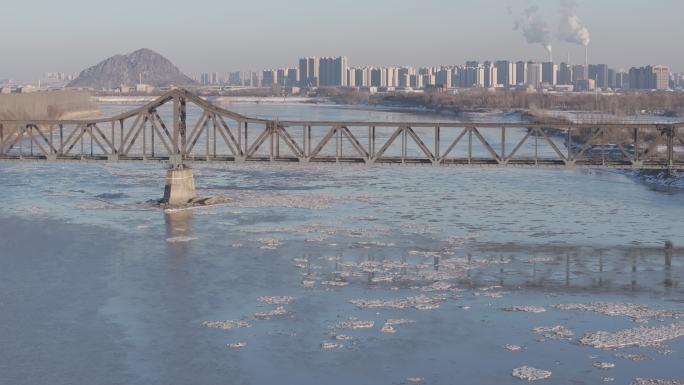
515,6,553,53
558,0,590,46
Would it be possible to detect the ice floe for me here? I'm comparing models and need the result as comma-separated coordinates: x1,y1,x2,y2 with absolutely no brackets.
258,296,294,305
631,380,684,385
504,306,546,313
385,319,416,326
532,325,574,340
258,238,281,250
511,366,552,381
615,353,651,361
202,320,251,330
593,362,615,369
321,342,343,349
335,320,375,330
505,344,524,351
554,303,684,323
334,334,354,341
166,236,198,243
254,306,288,320
580,322,684,349
350,295,447,311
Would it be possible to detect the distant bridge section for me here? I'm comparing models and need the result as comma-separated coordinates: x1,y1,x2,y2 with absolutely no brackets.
1,89,682,172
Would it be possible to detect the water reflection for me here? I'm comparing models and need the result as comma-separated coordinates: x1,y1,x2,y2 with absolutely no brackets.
665,240,674,287
308,243,682,297
164,210,194,257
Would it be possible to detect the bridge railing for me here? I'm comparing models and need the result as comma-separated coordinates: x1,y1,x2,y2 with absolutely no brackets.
0,89,682,170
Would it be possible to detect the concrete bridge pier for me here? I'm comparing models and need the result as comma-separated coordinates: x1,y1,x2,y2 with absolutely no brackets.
163,165,197,206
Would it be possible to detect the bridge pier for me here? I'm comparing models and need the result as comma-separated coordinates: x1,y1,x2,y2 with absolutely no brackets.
163,165,197,206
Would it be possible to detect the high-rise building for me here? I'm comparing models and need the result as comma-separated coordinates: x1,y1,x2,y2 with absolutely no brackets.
370,67,385,87
541,62,557,85
436,67,453,88
628,66,664,90
571,65,586,82
588,64,609,88
318,56,348,86
298,58,309,87
653,65,669,90
251,72,260,87
607,68,616,89
672,73,683,89
200,73,210,86
495,60,515,87
262,70,276,87
398,67,414,88
615,71,628,89
307,57,319,87
385,67,399,88
597,64,609,88
515,61,527,86
228,71,241,86
210,72,219,85
276,69,287,85
286,68,299,87
526,62,542,88
345,68,356,87
558,62,572,85
410,74,423,89
354,67,371,87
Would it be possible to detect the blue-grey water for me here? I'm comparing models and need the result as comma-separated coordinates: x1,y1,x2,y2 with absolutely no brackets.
0,102,683,385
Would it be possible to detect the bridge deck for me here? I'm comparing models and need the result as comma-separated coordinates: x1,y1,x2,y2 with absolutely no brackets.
1,89,682,171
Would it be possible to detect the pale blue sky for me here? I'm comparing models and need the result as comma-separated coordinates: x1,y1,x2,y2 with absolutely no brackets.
1,0,682,80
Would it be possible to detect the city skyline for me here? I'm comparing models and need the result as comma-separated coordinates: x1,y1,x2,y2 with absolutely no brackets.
196,56,675,92
1,0,683,81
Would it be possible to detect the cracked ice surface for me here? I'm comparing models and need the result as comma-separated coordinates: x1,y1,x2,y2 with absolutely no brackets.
580,323,684,349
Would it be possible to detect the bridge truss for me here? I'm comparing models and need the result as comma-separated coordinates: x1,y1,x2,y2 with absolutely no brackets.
1,89,683,170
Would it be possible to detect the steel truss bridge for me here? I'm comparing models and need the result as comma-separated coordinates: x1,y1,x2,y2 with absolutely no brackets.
1,88,683,171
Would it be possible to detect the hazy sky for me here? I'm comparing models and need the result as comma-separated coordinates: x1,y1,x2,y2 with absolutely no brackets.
2,0,683,80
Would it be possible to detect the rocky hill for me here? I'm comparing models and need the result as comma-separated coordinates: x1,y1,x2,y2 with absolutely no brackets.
68,48,196,88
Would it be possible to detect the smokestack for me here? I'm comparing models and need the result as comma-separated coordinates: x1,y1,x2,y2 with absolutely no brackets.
584,45,589,78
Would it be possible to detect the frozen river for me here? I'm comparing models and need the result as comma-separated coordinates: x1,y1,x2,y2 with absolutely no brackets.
0,102,683,385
